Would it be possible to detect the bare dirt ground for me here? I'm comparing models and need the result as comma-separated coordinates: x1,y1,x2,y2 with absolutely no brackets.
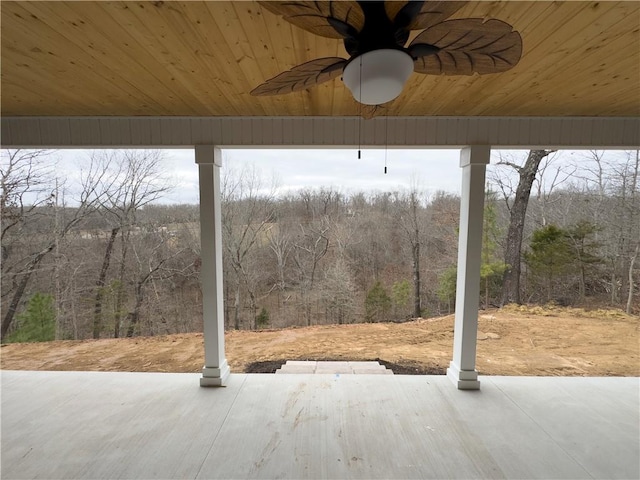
1,306,638,376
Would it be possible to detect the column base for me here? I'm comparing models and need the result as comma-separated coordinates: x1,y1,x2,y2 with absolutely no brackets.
447,361,480,390
200,360,231,387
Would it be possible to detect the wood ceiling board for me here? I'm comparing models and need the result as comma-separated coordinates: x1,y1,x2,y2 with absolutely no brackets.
107,2,240,115
20,1,192,115
1,1,638,117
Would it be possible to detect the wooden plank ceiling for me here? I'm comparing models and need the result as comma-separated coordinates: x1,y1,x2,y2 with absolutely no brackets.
1,1,639,117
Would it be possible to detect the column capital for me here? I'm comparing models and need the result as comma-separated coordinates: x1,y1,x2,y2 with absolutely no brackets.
459,145,491,168
195,145,223,167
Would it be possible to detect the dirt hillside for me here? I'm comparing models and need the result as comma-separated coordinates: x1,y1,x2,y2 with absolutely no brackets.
1,306,638,376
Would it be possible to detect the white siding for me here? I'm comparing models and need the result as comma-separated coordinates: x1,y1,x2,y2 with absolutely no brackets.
1,116,638,148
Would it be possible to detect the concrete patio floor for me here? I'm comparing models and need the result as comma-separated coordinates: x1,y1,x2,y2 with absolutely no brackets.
1,371,638,479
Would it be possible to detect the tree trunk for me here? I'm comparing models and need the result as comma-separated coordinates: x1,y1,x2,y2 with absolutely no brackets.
126,281,144,337
410,192,422,318
501,150,553,305
1,245,54,339
93,227,120,339
234,281,241,330
412,242,421,318
114,231,129,338
579,264,586,300
485,276,489,310
627,243,639,314
248,289,257,330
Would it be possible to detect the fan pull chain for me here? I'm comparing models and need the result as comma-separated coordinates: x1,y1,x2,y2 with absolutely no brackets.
384,114,388,174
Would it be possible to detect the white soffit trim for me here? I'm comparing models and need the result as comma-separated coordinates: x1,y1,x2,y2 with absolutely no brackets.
1,116,638,149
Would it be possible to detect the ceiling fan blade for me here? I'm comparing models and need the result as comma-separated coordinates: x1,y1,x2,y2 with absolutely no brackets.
385,1,467,31
251,58,347,96
410,18,522,75
259,1,364,39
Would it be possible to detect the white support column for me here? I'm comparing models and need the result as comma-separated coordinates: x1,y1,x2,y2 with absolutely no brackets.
447,145,491,390
195,146,230,387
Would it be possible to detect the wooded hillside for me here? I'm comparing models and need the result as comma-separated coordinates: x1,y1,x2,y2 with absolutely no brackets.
1,149,638,341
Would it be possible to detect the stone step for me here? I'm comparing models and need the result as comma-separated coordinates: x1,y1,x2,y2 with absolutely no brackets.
275,360,393,375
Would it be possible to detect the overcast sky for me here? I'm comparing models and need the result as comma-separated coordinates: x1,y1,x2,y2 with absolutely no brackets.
169,148,468,203
49,148,610,205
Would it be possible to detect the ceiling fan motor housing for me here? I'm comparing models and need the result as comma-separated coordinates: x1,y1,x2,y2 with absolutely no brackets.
342,49,414,105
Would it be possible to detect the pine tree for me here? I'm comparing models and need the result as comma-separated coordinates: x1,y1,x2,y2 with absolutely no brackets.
565,220,602,300
391,280,412,319
365,281,391,323
6,293,56,343
255,307,270,329
524,225,574,302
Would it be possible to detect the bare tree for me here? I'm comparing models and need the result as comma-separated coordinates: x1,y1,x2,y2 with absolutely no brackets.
492,150,555,305
394,186,428,318
577,150,640,308
292,217,330,326
321,257,358,324
616,150,640,313
221,164,277,330
531,154,576,226
1,150,107,339
125,229,194,337
628,244,639,314
88,150,171,338
267,224,293,299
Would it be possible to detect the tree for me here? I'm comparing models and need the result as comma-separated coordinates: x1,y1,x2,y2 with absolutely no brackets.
628,244,639,314
221,164,276,330
365,281,391,323
267,224,292,299
125,228,193,337
480,190,508,308
88,150,171,338
5,293,55,343
321,257,357,324
394,187,426,318
494,150,555,305
1,150,105,339
524,225,574,302
618,150,639,313
565,220,602,300
577,150,639,308
391,280,412,319
436,267,457,313
255,307,270,329
292,214,330,326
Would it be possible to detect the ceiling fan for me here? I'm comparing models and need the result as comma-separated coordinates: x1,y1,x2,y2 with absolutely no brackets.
251,1,522,110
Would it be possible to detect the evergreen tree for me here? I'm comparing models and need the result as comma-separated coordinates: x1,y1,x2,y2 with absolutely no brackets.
255,307,270,329
436,267,457,314
524,225,574,302
6,293,56,343
481,190,508,308
565,220,602,299
391,280,412,319
365,281,391,323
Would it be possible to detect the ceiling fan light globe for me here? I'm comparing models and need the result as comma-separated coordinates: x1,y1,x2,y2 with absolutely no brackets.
343,49,414,106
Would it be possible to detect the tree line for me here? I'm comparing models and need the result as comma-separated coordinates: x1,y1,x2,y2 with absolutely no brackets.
1,149,637,342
